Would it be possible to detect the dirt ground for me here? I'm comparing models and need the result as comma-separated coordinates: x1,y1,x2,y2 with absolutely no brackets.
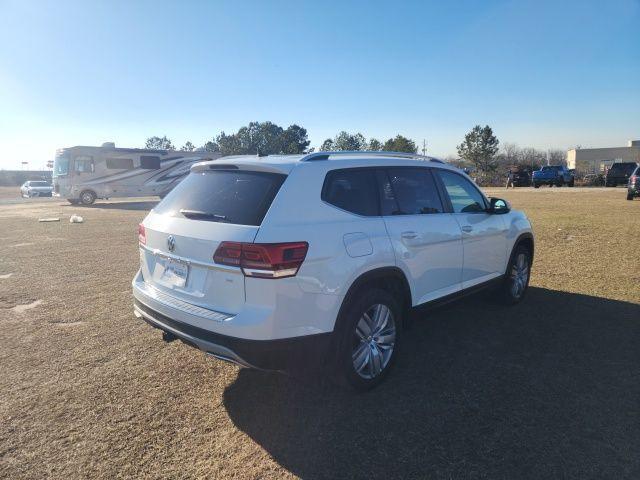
1,187,639,479
0,187,18,200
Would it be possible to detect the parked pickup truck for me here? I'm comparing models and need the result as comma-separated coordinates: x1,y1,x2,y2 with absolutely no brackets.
532,165,574,188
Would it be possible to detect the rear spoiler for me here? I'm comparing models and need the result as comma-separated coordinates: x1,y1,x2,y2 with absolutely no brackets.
191,161,290,174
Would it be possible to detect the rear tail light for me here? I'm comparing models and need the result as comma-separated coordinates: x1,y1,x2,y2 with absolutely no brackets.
631,175,638,183
138,223,146,245
213,241,308,279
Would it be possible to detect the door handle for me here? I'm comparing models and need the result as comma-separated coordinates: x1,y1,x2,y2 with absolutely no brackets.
461,225,473,233
401,231,418,239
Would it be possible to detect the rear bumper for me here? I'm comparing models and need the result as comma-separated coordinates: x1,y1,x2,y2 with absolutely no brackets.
134,299,333,371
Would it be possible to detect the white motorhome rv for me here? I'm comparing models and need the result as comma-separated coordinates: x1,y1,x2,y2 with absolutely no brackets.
52,142,221,204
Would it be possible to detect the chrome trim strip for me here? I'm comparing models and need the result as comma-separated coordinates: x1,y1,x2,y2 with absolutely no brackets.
133,278,233,323
139,244,240,273
243,267,298,278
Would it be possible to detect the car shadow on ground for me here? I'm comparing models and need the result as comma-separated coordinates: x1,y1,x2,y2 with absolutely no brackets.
62,200,158,211
223,287,640,479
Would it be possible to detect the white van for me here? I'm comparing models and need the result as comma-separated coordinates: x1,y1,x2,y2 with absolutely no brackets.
53,142,221,204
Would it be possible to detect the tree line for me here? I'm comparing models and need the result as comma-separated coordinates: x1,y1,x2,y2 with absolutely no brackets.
145,122,567,185
144,121,418,155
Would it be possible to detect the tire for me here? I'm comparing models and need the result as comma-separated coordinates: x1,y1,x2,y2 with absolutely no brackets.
534,183,540,189
568,179,575,187
79,190,96,205
499,245,531,305
334,288,401,391
628,193,634,201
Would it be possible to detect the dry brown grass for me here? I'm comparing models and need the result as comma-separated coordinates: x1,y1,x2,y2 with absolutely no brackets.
0,189,639,479
0,187,19,199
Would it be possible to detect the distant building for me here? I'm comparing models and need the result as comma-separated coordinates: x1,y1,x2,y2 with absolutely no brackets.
567,140,640,174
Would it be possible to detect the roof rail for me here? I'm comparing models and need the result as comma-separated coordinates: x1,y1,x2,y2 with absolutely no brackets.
300,151,443,163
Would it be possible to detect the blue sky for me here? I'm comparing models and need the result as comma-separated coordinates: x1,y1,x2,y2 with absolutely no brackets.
0,0,638,169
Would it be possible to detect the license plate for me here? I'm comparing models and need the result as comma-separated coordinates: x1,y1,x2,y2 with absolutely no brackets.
159,257,189,287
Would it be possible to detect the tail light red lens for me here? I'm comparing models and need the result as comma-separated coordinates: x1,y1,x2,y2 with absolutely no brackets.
214,241,308,279
138,223,146,245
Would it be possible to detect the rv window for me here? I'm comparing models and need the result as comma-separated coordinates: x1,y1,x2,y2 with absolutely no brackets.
106,158,134,170
53,154,69,177
140,156,161,169
75,156,94,173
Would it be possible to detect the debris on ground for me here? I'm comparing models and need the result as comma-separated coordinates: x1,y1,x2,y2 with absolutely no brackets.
69,214,84,223
38,217,60,222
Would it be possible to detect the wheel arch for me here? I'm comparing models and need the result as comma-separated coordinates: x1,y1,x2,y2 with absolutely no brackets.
335,266,412,333
506,232,534,274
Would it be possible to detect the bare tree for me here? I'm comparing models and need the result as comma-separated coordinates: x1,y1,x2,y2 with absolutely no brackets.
548,149,567,166
519,147,546,170
501,143,520,166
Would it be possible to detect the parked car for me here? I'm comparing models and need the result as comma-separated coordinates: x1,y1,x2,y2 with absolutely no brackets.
20,180,53,198
606,162,638,187
627,164,640,200
132,151,534,390
532,165,574,188
507,167,531,187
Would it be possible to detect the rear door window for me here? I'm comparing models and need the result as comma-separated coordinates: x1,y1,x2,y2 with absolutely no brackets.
154,170,286,226
380,168,443,215
322,169,379,216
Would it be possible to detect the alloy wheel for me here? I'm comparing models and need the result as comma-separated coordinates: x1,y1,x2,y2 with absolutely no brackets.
351,303,396,379
510,253,529,299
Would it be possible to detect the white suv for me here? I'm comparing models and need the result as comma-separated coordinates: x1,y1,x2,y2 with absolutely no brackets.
132,151,533,390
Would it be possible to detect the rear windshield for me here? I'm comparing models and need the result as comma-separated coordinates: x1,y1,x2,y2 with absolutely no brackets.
154,169,286,226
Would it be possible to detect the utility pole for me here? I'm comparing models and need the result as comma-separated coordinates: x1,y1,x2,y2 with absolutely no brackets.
422,139,427,156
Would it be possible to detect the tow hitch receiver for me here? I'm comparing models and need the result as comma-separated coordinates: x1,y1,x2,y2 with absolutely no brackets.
162,331,177,343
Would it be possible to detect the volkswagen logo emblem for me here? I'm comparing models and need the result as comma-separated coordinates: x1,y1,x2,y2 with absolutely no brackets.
167,235,176,252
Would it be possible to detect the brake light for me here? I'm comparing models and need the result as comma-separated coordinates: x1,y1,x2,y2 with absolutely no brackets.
631,175,638,183
213,241,308,279
138,223,146,245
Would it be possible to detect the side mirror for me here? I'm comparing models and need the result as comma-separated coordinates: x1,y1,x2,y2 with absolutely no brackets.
488,197,510,214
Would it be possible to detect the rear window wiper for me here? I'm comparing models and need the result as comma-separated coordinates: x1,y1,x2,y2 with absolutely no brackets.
179,209,230,222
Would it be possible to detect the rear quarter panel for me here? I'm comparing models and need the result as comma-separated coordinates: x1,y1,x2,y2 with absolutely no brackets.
255,162,396,299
